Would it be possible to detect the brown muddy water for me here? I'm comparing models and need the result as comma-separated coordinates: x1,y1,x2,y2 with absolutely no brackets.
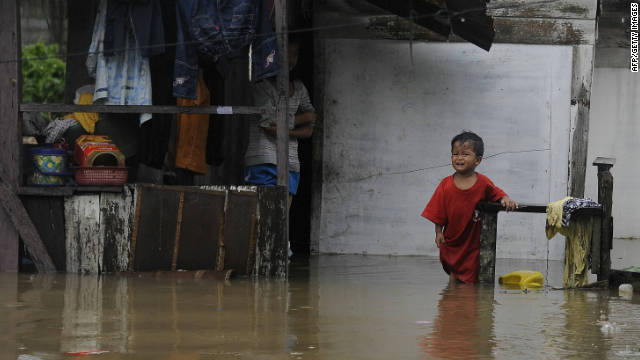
2,255,640,360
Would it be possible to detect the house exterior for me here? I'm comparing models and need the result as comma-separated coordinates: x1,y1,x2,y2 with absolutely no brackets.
310,0,602,260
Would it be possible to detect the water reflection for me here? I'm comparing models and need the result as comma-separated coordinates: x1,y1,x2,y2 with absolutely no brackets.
2,256,640,359
421,284,495,359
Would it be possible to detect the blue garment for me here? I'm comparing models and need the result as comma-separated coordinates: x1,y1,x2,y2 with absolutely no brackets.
104,0,165,58
244,164,300,195
88,0,153,125
174,0,280,99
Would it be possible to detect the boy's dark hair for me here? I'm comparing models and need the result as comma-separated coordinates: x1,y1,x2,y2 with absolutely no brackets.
451,131,484,157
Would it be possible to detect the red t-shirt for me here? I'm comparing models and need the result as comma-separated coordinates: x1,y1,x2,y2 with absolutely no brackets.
421,173,507,283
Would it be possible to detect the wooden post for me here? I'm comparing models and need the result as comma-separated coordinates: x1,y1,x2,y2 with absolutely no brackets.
275,0,289,276
569,46,595,198
0,0,21,271
478,211,498,283
593,157,614,282
275,0,289,188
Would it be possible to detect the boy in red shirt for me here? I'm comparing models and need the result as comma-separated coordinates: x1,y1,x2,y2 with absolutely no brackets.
422,131,517,284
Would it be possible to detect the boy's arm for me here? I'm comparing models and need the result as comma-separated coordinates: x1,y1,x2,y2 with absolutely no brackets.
435,224,445,248
499,196,518,211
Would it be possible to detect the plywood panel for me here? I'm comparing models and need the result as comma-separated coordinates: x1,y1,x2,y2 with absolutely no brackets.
132,186,180,271
22,196,66,271
223,191,258,275
176,190,225,270
101,186,136,272
65,195,102,273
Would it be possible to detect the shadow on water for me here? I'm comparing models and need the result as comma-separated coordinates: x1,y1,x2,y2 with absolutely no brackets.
1,255,640,359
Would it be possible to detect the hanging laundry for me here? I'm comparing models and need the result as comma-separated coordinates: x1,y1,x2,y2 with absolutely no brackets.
87,0,154,125
562,197,601,227
104,0,165,58
173,0,280,99
175,73,211,174
63,85,100,134
546,197,595,288
43,85,99,143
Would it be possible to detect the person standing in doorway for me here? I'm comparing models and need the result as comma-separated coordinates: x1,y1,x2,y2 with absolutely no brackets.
244,36,316,254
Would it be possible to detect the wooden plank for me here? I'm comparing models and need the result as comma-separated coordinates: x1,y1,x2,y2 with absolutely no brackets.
478,211,498,283
488,0,598,20
595,164,614,281
20,103,270,115
246,213,258,275
223,191,258,275
0,0,21,272
275,0,290,188
64,194,102,273
0,177,56,272
492,17,596,45
327,14,596,45
100,186,136,273
132,186,180,271
255,186,288,278
590,215,601,274
171,193,185,271
176,191,224,270
18,186,75,196
128,186,143,270
22,197,67,271
17,186,124,196
569,45,595,197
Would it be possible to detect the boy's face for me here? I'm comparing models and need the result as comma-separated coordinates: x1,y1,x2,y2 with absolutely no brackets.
451,140,481,175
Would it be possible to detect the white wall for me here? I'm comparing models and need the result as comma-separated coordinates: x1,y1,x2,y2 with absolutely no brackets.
585,68,640,242
319,40,573,259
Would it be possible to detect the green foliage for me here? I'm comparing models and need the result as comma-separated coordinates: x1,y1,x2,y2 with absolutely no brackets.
21,41,66,120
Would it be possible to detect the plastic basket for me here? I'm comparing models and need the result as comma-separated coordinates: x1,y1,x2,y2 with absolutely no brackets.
74,166,128,186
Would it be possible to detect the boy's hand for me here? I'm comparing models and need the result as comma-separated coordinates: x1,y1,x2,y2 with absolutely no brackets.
500,196,518,212
435,232,445,248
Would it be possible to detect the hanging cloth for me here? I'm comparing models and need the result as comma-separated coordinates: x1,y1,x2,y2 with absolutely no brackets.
546,197,593,288
87,0,153,125
175,73,211,174
62,85,99,134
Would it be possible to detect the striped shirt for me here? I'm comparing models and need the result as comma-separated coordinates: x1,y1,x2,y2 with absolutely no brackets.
245,79,314,172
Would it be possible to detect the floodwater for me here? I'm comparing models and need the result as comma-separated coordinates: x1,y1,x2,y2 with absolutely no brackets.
2,255,639,360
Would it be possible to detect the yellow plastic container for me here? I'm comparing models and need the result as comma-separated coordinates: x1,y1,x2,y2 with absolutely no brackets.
499,270,544,289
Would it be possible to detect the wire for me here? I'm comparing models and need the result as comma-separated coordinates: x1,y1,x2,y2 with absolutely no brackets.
0,0,572,65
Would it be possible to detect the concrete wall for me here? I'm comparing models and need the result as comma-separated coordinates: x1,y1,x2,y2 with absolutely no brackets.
318,39,574,260
585,68,640,243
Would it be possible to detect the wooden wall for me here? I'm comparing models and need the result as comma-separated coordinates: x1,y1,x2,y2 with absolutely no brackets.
20,185,287,277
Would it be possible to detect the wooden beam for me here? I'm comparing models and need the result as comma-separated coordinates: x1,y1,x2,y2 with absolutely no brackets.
0,176,56,272
569,45,595,197
594,159,614,282
0,0,21,271
318,11,596,45
487,0,598,20
20,103,271,115
275,0,290,188
275,0,290,277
